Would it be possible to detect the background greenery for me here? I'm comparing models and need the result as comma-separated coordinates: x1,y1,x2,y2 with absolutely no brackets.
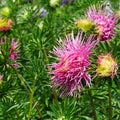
0,0,120,120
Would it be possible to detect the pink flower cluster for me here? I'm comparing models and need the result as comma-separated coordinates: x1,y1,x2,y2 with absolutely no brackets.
9,40,19,67
0,38,19,67
50,32,96,96
87,6,118,41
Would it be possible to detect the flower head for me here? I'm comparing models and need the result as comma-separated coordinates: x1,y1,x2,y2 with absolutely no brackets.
0,38,19,67
75,19,94,32
0,18,12,31
50,32,96,97
96,53,118,77
40,8,49,18
50,0,59,7
87,6,118,41
1,6,11,17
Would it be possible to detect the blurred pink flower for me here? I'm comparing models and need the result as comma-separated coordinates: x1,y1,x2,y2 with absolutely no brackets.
10,52,18,60
0,38,19,68
10,40,19,52
87,6,118,41
0,75,3,81
9,39,19,67
50,32,96,97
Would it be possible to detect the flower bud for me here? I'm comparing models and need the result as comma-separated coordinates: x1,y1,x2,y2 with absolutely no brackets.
50,0,59,7
1,6,11,17
96,54,118,77
75,19,94,32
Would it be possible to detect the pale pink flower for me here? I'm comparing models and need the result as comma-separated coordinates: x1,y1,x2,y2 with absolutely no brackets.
87,6,118,41
9,40,19,67
50,32,96,97
0,75,3,81
10,40,19,52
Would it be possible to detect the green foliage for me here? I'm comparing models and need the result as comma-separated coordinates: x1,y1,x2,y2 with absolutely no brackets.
0,0,120,120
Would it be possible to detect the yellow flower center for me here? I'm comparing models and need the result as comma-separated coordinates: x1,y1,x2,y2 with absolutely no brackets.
96,54,118,77
76,19,94,32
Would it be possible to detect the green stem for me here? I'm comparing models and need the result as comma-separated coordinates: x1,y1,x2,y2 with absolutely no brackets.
88,89,97,120
52,88,62,113
43,48,62,114
15,107,22,120
10,65,42,118
108,79,112,120
28,75,37,120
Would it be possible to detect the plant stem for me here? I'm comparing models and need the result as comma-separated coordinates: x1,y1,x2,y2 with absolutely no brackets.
88,89,97,120
52,88,62,113
108,79,112,120
43,48,62,114
28,77,36,120
11,65,42,118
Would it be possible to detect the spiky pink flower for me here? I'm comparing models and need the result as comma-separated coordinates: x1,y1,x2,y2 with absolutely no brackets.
87,6,118,41
50,32,96,97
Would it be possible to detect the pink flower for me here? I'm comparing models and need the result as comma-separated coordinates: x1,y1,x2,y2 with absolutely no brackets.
0,75,3,81
50,32,96,97
10,40,19,52
87,6,118,41
10,52,18,60
0,38,19,68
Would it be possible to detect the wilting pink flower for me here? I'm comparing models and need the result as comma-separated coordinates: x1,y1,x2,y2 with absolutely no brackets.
50,32,96,97
87,6,118,41
0,18,12,31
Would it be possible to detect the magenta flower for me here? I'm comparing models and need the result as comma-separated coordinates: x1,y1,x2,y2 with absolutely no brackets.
9,39,19,67
0,38,19,67
87,6,118,41
10,40,19,52
62,0,76,5
10,52,18,60
50,32,96,97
